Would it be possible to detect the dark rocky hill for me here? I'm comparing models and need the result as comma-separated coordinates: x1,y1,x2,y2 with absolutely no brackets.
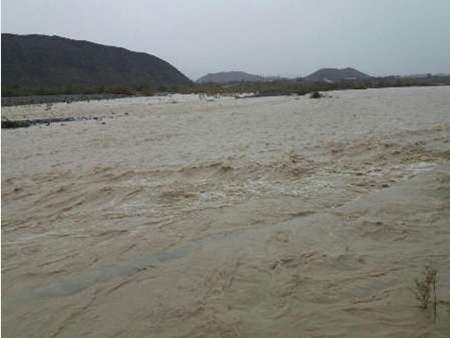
305,67,371,82
1,34,191,91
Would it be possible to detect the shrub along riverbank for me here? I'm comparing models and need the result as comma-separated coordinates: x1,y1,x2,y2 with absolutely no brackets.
2,75,450,106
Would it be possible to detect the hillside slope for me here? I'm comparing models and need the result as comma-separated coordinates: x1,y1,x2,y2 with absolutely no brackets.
1,34,191,90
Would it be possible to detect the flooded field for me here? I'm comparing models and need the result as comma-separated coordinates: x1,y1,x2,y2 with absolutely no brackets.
2,86,450,337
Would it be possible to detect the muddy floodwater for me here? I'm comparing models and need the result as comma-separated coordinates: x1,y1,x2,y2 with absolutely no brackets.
2,86,450,337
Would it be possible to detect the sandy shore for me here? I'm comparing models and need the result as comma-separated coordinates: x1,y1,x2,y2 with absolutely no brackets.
2,87,450,337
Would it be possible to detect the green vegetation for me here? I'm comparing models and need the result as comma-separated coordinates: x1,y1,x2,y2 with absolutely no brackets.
3,75,450,99
184,75,450,98
310,91,324,99
1,84,153,97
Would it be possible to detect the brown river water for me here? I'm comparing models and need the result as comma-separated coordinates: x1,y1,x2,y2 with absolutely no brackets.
2,86,450,337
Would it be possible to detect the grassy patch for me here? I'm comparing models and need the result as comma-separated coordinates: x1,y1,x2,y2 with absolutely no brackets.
413,265,438,321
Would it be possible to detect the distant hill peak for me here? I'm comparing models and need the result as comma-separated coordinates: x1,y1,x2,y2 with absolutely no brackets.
196,71,265,84
305,67,371,82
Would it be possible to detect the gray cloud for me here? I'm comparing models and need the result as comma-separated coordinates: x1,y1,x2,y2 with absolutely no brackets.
2,0,450,80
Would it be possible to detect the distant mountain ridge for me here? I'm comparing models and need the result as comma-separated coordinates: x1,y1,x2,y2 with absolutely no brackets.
196,71,266,84
1,33,191,90
197,68,371,84
305,67,371,82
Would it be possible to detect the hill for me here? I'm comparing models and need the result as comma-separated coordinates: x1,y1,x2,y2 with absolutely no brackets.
305,67,371,82
196,71,265,84
1,33,191,92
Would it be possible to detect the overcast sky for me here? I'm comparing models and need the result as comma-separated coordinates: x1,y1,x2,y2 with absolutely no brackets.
2,0,450,80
